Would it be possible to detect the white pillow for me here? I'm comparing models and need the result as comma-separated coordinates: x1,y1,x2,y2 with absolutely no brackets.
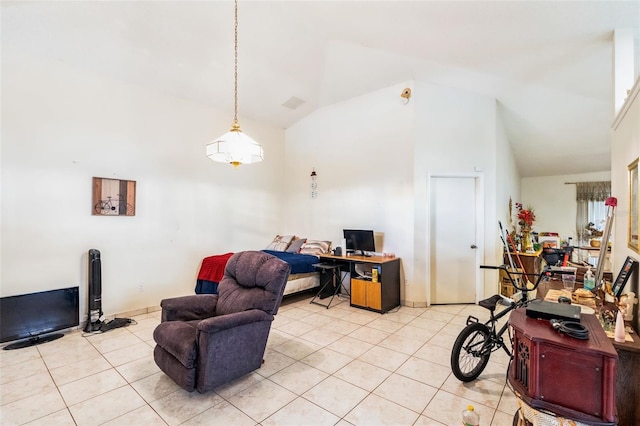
266,235,294,251
299,240,331,256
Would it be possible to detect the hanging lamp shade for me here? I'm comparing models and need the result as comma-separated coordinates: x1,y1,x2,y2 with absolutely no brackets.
207,121,263,168
207,0,262,168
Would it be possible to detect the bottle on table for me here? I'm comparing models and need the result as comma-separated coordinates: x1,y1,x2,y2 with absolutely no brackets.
584,268,595,290
462,405,480,426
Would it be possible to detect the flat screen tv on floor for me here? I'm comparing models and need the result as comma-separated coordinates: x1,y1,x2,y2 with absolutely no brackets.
0,286,79,350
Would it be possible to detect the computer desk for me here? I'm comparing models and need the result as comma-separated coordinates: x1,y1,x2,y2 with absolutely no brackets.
318,254,401,313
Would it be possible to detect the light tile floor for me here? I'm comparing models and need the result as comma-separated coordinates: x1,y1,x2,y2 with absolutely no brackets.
0,293,519,425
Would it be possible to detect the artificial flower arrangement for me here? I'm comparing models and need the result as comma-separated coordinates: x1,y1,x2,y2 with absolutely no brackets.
515,202,536,232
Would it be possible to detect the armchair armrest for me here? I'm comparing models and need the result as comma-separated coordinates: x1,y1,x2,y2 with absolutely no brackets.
197,309,272,334
161,294,218,322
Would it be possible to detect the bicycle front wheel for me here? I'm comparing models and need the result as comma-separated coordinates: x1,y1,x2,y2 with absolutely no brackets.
451,322,492,382
95,202,108,215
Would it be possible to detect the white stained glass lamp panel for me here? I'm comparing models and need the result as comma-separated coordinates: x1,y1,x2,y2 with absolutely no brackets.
207,130,263,166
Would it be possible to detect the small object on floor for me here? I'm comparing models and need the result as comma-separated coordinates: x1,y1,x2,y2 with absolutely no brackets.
100,317,133,332
85,317,134,334
462,405,479,426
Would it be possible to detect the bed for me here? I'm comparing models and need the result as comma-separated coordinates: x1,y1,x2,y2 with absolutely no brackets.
263,250,321,296
194,242,328,296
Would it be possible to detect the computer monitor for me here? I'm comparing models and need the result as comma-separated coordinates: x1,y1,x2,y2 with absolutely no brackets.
343,229,375,255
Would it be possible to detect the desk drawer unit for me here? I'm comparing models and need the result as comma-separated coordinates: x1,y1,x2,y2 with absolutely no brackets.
317,255,400,314
509,308,617,424
351,278,381,311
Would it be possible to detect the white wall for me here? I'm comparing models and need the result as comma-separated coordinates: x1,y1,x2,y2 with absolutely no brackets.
2,54,521,313
611,75,640,333
412,82,500,302
284,82,416,300
284,79,512,306
495,105,521,235
521,171,611,242
1,51,287,317
492,105,521,287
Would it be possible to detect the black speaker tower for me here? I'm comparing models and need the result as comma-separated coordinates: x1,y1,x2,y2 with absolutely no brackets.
84,249,132,333
84,249,103,332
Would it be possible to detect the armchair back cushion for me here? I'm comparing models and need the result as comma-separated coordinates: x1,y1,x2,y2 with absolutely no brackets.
216,250,290,316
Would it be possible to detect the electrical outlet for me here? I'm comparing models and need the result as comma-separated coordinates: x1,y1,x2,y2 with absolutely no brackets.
138,285,143,293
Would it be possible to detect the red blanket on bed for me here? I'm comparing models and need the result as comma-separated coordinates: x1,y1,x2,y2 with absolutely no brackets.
198,253,234,283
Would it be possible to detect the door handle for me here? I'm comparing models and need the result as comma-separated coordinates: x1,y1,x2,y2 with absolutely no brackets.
470,244,477,249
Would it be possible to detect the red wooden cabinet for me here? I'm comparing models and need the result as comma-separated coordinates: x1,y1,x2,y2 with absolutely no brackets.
509,308,617,424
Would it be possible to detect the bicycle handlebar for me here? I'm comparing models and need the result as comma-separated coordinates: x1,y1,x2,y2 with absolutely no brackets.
480,264,566,293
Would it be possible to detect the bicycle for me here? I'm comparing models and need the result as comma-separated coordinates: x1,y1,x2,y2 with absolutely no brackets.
94,195,134,215
450,265,560,382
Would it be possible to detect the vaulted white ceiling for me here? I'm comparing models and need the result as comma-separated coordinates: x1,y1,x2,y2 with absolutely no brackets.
2,1,639,177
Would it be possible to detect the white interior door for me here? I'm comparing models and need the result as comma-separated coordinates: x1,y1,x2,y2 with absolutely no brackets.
430,176,479,304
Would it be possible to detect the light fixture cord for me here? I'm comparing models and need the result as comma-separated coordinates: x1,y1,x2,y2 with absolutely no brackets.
233,0,239,125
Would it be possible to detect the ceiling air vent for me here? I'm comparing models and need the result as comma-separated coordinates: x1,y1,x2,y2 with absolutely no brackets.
282,96,305,110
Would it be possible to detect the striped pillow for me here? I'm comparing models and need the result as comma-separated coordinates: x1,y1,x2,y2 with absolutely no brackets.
266,235,294,251
299,240,331,256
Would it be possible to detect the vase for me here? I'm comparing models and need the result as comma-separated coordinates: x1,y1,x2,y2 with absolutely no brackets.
522,230,533,252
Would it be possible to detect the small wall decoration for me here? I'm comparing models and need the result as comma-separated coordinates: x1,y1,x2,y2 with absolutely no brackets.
629,158,639,252
311,168,318,199
92,177,136,216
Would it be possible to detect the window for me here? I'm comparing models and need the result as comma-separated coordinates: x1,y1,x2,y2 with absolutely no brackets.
575,181,610,244
586,200,607,233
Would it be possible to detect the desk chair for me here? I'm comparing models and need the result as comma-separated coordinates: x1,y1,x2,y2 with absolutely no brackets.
310,263,350,309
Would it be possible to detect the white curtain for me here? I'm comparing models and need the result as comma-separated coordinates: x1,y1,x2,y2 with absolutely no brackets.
576,201,588,243
575,181,610,243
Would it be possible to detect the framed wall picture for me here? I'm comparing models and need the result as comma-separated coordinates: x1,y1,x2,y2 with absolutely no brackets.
629,158,639,252
92,177,136,216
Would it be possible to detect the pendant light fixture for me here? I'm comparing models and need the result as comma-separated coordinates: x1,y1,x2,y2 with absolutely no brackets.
206,0,263,168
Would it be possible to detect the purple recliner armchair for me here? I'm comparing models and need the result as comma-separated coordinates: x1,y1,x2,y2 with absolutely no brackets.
153,251,291,393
